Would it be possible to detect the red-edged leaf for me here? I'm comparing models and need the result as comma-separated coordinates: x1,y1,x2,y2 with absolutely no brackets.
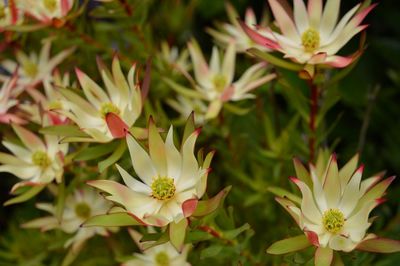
105,112,129,139
356,237,400,253
182,198,198,217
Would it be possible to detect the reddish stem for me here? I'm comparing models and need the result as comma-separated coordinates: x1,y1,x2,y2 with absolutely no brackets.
308,80,319,162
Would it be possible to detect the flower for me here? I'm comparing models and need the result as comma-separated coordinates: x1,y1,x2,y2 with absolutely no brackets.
0,39,75,89
166,95,208,125
241,0,376,69
0,0,24,29
207,3,271,53
21,0,74,24
0,123,68,191
186,39,276,119
159,41,191,73
88,118,214,227
19,70,72,125
0,73,26,124
22,188,112,251
58,57,143,142
270,154,398,258
123,228,191,266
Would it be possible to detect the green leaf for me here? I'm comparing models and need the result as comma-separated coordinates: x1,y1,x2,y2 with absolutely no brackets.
192,186,231,217
200,245,223,259
267,186,301,205
40,125,89,137
75,141,119,161
169,218,188,251
315,247,333,266
186,230,213,243
4,185,45,206
356,237,400,253
267,235,311,255
223,223,250,239
82,212,142,227
223,103,252,115
98,140,127,172
163,78,205,99
182,112,195,144
293,158,313,188
247,48,303,71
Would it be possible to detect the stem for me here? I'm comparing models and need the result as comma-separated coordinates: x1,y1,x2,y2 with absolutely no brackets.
308,79,319,162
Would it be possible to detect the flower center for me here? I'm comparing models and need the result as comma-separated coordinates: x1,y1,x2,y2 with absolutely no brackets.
100,102,120,118
74,202,91,219
23,61,38,78
0,7,5,20
213,74,227,92
43,0,57,12
31,151,51,169
151,177,176,200
155,251,170,266
301,28,320,53
322,208,345,234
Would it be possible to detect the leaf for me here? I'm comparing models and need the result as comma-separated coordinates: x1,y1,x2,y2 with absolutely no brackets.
82,212,142,227
223,223,250,239
169,218,188,252
192,186,231,217
267,235,311,255
293,158,313,188
223,103,252,115
4,185,45,206
74,141,119,161
356,237,400,253
267,186,301,204
163,77,205,99
247,48,303,71
315,247,333,266
200,245,223,259
40,125,89,137
98,140,127,172
186,230,214,243
183,112,195,145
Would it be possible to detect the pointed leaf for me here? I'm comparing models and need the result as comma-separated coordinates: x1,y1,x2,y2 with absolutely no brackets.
247,48,302,71
40,125,89,137
356,237,400,253
98,140,126,172
315,247,333,266
192,186,231,217
4,185,45,206
267,235,311,254
293,158,312,188
82,212,142,227
169,218,188,252
74,141,119,161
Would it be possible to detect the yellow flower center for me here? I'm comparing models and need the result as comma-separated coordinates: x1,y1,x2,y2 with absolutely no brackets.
23,61,38,78
151,177,176,200
47,100,63,110
100,102,120,118
155,251,170,266
74,202,91,219
322,208,345,234
43,0,57,12
31,151,51,169
301,28,320,53
0,7,5,20
213,74,227,92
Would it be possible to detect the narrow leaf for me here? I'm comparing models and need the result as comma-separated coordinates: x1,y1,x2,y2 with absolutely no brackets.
4,185,45,206
98,140,126,172
192,186,231,217
82,212,142,227
315,247,333,266
40,125,89,137
356,237,400,253
267,235,311,255
247,48,302,71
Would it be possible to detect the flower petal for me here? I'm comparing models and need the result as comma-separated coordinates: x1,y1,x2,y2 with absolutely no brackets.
268,0,300,43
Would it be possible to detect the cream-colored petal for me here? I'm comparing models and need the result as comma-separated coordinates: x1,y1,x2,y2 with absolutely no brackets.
165,126,182,179
116,164,151,194
268,0,300,43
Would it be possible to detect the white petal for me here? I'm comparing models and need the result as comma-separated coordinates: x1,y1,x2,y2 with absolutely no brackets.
116,164,151,194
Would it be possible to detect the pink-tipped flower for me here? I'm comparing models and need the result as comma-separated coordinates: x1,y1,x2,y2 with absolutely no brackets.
88,118,214,227
0,74,26,124
0,39,75,89
207,3,272,53
268,153,400,264
0,123,68,191
21,0,74,24
185,39,275,119
241,0,375,69
22,188,113,252
58,57,143,142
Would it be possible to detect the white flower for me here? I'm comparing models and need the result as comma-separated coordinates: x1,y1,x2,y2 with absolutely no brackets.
283,154,395,252
207,3,272,53
22,0,74,23
0,74,26,124
123,228,191,266
0,40,74,89
0,0,24,29
22,188,113,251
187,39,276,119
58,57,143,142
241,0,376,68
0,123,68,191
88,119,214,227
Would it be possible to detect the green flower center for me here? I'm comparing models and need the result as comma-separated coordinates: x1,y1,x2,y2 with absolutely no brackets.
100,102,120,118
213,74,227,92
23,61,38,78
74,202,91,219
151,177,176,200
301,28,320,53
155,251,170,266
43,0,57,12
322,208,345,234
31,151,51,169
